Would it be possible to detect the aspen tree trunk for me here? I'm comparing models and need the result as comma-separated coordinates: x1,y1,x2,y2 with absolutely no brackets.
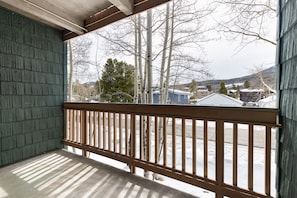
164,1,175,102
134,17,139,104
154,2,173,181
68,40,73,102
137,15,145,104
159,3,170,104
95,39,102,102
141,10,153,178
147,10,153,104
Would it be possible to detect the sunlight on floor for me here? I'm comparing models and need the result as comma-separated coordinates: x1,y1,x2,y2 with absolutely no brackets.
0,187,8,197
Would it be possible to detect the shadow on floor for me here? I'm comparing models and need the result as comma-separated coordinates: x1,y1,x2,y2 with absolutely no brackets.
0,150,198,198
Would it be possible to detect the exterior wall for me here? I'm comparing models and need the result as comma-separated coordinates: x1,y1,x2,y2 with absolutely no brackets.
0,7,67,167
168,92,188,104
153,92,189,104
277,0,297,197
239,91,265,102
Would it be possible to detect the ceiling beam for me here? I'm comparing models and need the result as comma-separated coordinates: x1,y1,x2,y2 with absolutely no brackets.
0,0,86,35
108,0,134,15
64,0,172,40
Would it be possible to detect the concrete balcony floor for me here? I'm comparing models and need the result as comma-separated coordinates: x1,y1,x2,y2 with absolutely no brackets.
0,150,197,198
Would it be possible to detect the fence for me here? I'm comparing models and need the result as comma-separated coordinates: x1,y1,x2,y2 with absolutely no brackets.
63,102,278,198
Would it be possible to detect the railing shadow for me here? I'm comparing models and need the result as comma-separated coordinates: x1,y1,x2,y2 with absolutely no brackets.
0,149,196,198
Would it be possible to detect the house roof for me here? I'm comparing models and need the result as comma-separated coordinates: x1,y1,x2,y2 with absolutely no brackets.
0,0,171,40
196,93,244,107
240,89,264,92
153,89,192,96
258,95,277,108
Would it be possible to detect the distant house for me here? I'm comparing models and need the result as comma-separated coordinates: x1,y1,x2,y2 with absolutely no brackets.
240,89,265,102
225,82,244,89
153,89,191,104
196,93,244,107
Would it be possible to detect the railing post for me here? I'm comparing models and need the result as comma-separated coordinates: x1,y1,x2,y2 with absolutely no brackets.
216,120,224,198
81,110,87,157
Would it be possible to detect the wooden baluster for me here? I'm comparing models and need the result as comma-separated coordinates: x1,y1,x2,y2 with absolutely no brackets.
248,124,254,191
146,115,150,162
265,126,271,196
140,115,143,160
89,111,92,146
75,110,79,142
72,110,76,142
113,112,116,152
108,112,111,151
233,122,238,186
119,113,122,154
182,118,186,173
155,116,159,164
163,117,167,166
81,110,87,157
204,120,208,178
192,119,196,175
65,110,68,140
103,112,106,149
68,110,72,141
98,112,101,149
93,111,96,147
125,114,128,155
172,118,176,169
130,113,136,173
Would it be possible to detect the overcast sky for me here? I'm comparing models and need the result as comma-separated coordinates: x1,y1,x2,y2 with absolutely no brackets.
204,37,276,79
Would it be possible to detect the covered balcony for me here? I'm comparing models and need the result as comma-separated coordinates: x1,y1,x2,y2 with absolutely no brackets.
1,102,278,198
0,0,295,198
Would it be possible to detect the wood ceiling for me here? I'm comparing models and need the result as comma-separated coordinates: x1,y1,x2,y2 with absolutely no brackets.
0,0,171,40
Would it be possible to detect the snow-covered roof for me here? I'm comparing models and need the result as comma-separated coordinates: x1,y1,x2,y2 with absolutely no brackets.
258,95,277,108
198,89,209,92
153,89,191,95
240,89,264,92
196,93,244,107
226,83,244,88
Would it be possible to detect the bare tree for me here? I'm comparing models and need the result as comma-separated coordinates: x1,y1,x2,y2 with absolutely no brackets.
67,36,92,101
95,0,213,100
250,65,276,94
93,0,214,180
214,0,276,46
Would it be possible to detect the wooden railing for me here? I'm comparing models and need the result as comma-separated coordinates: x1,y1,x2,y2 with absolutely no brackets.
63,102,278,198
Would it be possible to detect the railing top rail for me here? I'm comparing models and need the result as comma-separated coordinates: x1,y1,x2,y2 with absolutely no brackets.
63,102,278,126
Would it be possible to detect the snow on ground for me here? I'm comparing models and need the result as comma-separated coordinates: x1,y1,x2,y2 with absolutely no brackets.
67,129,276,198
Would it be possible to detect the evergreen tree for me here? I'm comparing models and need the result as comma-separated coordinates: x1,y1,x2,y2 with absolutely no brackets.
219,81,228,95
189,79,198,93
99,58,134,103
206,84,212,92
244,80,250,88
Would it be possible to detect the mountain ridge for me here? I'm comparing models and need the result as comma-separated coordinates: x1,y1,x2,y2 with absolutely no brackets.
180,66,276,91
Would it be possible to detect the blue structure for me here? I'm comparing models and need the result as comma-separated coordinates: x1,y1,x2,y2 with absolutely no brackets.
153,89,191,104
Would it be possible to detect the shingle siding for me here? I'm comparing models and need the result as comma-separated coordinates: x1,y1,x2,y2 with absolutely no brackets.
278,0,297,197
0,7,66,167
